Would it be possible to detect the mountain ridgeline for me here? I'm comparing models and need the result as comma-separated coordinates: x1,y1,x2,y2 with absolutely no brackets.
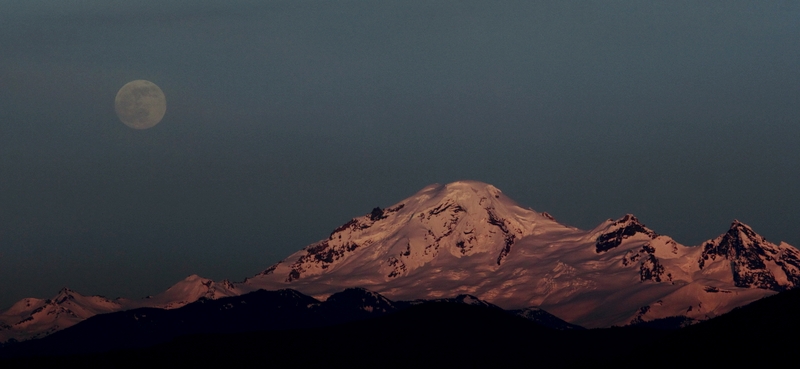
0,287,577,359
3,287,800,367
2,181,799,345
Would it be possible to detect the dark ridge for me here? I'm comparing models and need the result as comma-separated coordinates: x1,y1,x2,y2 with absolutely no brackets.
0,302,664,368
5,288,800,367
318,287,397,321
510,307,586,330
623,287,800,366
0,288,578,361
0,289,323,358
627,316,696,330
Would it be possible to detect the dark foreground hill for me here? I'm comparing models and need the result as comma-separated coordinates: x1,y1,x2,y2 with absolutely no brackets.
5,182,799,343
1,302,663,368
0,288,576,361
627,286,800,366
3,288,799,368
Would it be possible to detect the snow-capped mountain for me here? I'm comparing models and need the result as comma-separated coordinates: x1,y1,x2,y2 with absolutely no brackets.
241,181,799,327
244,181,568,292
0,275,241,343
0,288,122,342
698,220,800,289
0,287,581,358
125,274,242,310
2,180,798,341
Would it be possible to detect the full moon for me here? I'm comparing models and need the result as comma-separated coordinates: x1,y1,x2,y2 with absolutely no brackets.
114,80,166,129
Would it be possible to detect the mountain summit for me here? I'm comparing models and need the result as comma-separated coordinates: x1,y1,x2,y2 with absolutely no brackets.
0,275,241,343
250,181,567,285
242,181,799,327
2,180,798,341
698,220,800,290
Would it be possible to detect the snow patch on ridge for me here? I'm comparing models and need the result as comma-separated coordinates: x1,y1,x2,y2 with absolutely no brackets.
0,274,243,343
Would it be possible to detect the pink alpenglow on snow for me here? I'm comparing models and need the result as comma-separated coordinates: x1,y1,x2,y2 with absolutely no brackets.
241,181,798,327
0,275,241,343
2,181,798,342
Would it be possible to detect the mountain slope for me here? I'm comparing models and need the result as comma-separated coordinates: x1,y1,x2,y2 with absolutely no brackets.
8,288,798,367
0,289,121,342
243,181,574,298
242,181,798,327
0,275,241,343
2,180,798,340
2,287,578,358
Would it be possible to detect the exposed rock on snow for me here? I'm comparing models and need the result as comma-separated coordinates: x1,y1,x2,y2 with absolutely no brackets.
2,180,798,341
240,181,798,327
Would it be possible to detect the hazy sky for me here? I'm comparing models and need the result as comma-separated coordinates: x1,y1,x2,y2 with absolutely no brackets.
1,1,798,309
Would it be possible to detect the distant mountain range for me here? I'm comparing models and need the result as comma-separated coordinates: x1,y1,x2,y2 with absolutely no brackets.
0,287,579,359
3,287,800,366
2,180,798,344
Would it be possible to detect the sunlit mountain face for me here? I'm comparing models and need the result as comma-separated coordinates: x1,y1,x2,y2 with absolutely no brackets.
3,181,798,344
241,181,798,327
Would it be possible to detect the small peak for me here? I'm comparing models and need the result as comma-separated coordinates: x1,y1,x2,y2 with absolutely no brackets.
617,214,641,224
595,214,656,253
183,274,204,282
54,287,79,298
277,288,310,299
326,288,393,307
726,219,759,241
611,214,654,232
53,287,77,304
730,219,752,230
369,207,386,221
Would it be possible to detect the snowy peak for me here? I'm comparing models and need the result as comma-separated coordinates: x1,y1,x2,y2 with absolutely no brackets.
259,181,568,285
728,219,759,241
5,181,800,343
699,221,800,290
244,184,800,329
595,214,657,253
52,288,76,305
39,288,119,314
0,288,122,343
0,273,245,343
135,274,242,309
409,182,534,265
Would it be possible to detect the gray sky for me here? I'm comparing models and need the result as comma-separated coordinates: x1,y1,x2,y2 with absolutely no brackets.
1,1,798,309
